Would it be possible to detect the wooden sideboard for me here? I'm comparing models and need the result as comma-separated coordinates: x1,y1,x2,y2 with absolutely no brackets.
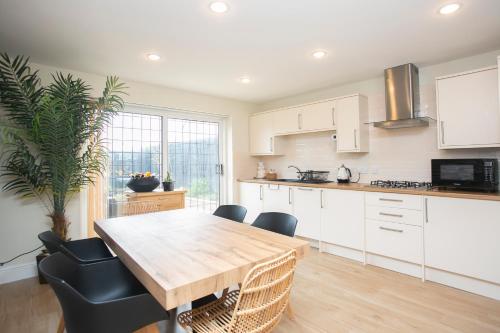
125,190,186,211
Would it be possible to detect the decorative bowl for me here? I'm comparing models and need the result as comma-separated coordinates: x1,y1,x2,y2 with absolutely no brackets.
126,177,160,192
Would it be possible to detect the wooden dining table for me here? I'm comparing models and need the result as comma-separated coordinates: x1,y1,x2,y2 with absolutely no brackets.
95,208,310,331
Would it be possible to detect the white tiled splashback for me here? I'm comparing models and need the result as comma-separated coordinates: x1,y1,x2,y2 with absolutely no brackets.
258,75,500,183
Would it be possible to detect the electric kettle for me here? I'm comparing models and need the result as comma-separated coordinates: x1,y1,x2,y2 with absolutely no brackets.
337,164,352,183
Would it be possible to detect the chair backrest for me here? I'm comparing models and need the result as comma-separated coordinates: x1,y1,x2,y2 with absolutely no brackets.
213,205,247,223
228,250,297,332
38,230,65,254
122,200,161,216
251,212,298,237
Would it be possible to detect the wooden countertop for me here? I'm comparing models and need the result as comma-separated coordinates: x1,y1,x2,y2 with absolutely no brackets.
238,179,500,202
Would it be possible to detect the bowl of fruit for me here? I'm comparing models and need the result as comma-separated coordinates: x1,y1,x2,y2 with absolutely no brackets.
126,172,160,192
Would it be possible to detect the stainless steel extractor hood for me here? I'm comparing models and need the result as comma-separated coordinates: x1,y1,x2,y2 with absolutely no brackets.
373,63,429,129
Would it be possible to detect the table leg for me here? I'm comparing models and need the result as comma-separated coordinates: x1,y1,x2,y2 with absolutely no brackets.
286,302,296,321
56,316,65,333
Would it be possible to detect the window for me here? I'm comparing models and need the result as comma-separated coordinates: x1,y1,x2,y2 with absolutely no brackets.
105,112,162,202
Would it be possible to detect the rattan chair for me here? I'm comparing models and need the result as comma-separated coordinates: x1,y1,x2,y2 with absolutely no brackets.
122,200,161,216
177,250,297,333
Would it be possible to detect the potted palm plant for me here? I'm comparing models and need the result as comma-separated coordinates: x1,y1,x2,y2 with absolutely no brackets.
0,53,127,241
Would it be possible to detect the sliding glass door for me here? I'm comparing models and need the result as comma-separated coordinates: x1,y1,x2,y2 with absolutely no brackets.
167,118,222,213
104,107,224,217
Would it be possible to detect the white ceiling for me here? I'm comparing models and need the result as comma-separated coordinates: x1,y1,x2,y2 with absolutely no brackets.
1,0,500,103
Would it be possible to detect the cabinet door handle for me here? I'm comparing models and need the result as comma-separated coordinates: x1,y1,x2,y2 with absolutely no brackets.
288,187,292,204
297,187,313,191
354,129,357,148
320,190,324,208
379,212,403,218
269,137,273,152
379,198,403,203
298,113,302,130
440,121,445,145
268,184,280,190
379,226,403,233
424,198,429,223
259,185,263,200
331,107,335,126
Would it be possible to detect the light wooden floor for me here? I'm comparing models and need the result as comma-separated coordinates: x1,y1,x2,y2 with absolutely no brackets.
1,250,500,333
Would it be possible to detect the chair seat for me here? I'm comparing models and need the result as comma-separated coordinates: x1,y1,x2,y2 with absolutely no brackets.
178,290,239,332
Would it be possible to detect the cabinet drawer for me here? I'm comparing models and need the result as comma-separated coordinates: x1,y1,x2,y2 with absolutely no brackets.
365,206,423,226
366,220,422,264
365,192,422,210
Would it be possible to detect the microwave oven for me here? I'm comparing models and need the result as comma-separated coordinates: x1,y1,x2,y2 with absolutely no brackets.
431,159,498,192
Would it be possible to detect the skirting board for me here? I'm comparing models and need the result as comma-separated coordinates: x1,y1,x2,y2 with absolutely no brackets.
0,261,38,285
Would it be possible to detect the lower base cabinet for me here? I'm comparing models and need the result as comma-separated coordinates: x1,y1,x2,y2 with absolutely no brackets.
424,196,500,284
366,220,422,264
292,187,321,240
239,182,262,223
321,189,364,250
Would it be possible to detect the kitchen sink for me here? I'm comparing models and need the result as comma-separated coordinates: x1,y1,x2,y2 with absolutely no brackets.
272,179,334,184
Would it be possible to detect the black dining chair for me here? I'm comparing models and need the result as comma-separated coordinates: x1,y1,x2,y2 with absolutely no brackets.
213,204,247,223
38,230,114,264
251,212,298,237
39,252,169,333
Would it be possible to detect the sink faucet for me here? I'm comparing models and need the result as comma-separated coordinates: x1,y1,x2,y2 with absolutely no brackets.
288,165,303,179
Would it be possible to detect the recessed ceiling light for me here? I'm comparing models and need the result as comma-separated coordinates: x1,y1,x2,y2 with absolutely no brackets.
312,50,327,59
210,1,229,13
439,3,461,15
147,53,161,61
239,76,251,84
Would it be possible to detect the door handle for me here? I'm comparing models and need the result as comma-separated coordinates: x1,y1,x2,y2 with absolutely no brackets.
298,113,302,130
269,137,273,152
379,212,403,218
379,226,403,233
320,190,324,208
259,185,263,200
379,198,403,203
288,187,292,204
424,198,429,223
297,187,313,191
354,129,357,148
331,107,335,126
440,121,445,145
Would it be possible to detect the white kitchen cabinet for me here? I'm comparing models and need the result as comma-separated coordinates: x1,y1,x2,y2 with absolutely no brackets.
262,184,292,214
239,182,263,223
436,66,500,149
321,189,364,250
366,219,422,264
272,107,301,135
292,187,321,240
424,196,500,284
334,95,369,153
249,112,283,155
300,100,336,132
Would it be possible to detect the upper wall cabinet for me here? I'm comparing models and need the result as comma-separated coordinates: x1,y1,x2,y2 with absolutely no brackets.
335,95,369,153
249,94,368,155
249,112,283,156
272,100,336,135
436,66,500,149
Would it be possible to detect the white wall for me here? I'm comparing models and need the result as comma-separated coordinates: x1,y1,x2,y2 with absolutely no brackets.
0,62,257,275
255,49,500,182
